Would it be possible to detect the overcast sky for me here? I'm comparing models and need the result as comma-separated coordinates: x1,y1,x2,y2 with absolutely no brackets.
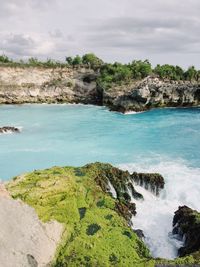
0,0,200,68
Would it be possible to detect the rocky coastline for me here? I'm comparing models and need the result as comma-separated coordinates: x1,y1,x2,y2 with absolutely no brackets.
1,162,199,266
1,66,200,265
0,66,200,112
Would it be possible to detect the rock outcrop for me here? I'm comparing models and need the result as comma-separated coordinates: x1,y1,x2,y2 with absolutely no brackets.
173,206,200,257
0,67,200,112
83,163,143,223
0,184,63,267
0,126,20,133
131,172,165,196
84,163,165,222
7,163,153,267
4,163,200,266
103,76,200,112
0,66,101,105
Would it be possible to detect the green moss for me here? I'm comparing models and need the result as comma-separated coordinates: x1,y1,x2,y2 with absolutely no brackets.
7,163,155,267
7,162,198,266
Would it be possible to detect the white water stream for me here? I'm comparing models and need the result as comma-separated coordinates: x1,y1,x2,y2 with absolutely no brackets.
119,159,200,259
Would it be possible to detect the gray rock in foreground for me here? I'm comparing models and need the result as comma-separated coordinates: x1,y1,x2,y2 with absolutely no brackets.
0,186,63,267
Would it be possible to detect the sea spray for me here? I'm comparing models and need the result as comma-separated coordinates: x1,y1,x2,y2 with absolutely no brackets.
119,159,200,259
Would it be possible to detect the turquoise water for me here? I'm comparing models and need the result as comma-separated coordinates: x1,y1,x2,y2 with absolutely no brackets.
1,104,200,258
0,104,200,180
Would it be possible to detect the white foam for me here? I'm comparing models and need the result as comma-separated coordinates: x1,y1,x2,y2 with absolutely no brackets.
108,181,117,198
119,159,200,259
124,111,144,115
0,130,13,135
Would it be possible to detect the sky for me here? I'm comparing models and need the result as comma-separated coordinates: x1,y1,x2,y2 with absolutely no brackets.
0,0,200,68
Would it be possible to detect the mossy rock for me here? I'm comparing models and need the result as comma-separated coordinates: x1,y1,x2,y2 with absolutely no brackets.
6,162,197,266
7,163,154,267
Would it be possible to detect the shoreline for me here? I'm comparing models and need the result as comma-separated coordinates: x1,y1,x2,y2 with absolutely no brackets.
1,101,200,114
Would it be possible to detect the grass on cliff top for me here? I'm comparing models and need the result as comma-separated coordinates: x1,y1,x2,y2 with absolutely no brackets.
7,163,154,267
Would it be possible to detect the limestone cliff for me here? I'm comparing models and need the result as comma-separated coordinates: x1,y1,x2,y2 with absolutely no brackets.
103,76,200,112
0,66,200,112
0,66,101,105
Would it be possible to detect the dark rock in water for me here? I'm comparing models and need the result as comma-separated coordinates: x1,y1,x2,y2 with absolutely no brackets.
0,126,20,134
133,229,145,240
173,206,200,257
131,172,165,196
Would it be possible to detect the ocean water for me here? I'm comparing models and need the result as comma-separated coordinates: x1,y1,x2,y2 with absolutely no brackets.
0,104,200,259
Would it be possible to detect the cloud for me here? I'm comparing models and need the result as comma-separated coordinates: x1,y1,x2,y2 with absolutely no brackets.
85,16,200,54
0,33,55,58
0,0,200,67
49,29,63,39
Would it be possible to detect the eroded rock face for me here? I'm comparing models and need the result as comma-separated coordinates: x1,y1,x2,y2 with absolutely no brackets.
0,67,101,105
103,77,200,112
0,67,200,112
83,163,165,224
173,206,200,257
83,163,141,223
131,172,165,196
0,126,20,133
0,185,63,267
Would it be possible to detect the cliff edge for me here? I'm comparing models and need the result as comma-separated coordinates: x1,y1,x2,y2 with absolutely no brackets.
0,66,200,112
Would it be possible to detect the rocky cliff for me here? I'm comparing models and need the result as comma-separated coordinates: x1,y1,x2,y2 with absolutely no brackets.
103,76,200,112
0,66,101,105
0,66,200,112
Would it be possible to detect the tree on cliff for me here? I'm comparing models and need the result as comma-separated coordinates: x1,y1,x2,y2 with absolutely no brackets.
65,55,82,66
72,55,82,66
184,66,197,81
97,62,132,89
82,53,104,68
130,60,152,79
154,64,184,80
0,55,12,63
66,56,73,65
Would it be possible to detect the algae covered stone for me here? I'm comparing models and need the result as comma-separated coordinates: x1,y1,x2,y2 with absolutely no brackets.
7,163,154,267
